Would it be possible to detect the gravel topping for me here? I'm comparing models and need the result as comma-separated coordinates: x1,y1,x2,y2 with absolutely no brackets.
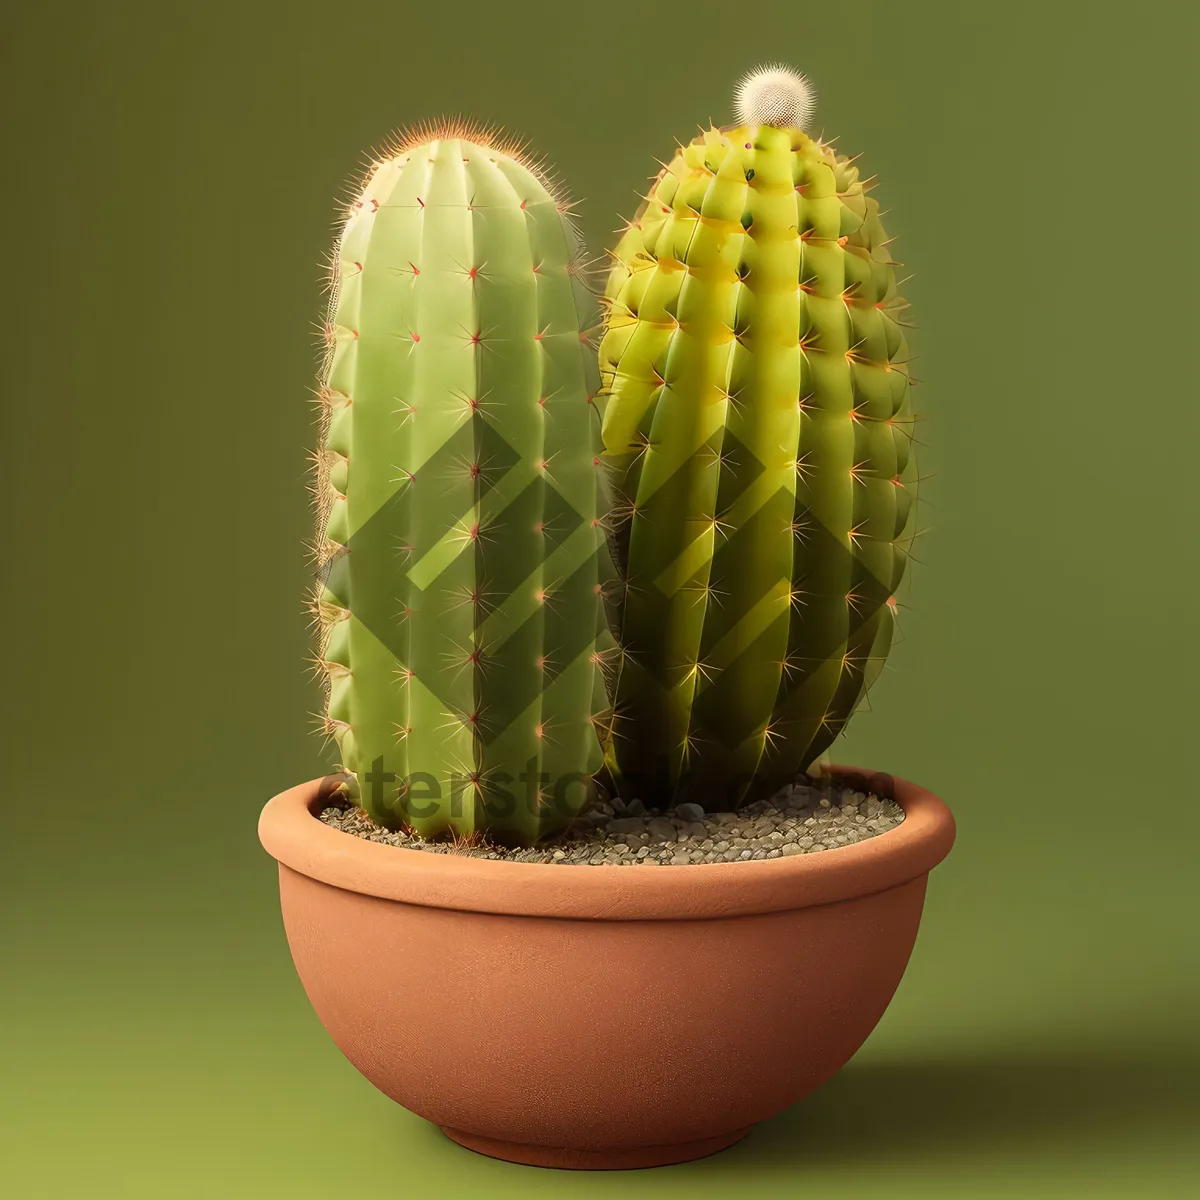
317,778,904,866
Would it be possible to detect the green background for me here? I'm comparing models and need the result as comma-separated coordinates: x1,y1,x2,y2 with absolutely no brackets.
3,1,1197,1196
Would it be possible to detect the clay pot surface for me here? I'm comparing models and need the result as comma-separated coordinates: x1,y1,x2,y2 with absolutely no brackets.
258,766,955,1169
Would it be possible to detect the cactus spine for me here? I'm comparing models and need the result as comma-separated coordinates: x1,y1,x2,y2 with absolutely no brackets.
312,122,610,844
597,68,916,810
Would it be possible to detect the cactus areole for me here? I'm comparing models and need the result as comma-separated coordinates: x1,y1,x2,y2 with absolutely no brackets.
311,121,611,845
597,66,917,810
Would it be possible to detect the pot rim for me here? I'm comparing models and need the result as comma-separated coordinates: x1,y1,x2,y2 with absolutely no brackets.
258,765,954,921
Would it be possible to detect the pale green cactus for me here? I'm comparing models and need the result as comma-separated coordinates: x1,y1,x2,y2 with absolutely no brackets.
310,121,612,845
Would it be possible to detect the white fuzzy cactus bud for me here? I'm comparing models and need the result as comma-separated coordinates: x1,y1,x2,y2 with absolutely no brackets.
733,63,816,131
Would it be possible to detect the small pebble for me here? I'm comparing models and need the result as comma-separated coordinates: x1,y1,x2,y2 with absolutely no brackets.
608,817,646,835
646,818,677,843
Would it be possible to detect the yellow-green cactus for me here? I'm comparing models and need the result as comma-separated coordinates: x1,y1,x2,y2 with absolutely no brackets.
596,67,917,810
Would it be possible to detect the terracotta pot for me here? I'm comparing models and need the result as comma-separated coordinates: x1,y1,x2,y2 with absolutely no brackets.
258,766,954,1170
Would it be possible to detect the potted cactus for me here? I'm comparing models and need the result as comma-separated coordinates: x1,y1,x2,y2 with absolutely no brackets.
259,65,954,1171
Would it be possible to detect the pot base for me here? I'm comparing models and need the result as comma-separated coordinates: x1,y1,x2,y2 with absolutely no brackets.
438,1124,752,1170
